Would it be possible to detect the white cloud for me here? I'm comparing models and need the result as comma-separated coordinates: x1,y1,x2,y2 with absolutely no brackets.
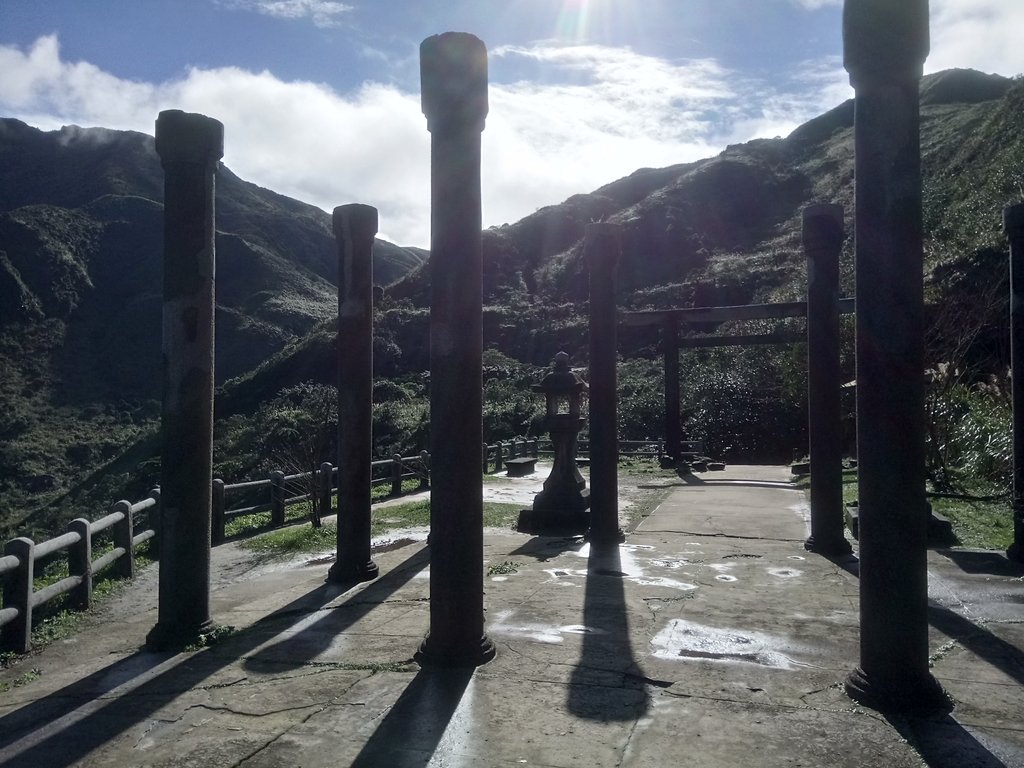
218,0,354,28
928,0,1024,76
0,36,850,248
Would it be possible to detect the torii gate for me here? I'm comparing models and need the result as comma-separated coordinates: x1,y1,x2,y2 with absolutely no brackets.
623,205,855,559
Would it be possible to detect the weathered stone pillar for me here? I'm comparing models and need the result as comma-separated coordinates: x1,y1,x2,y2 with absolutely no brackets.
843,0,950,713
803,204,852,557
587,223,624,546
328,203,380,585
416,32,495,667
1007,204,1024,563
146,110,223,650
663,316,682,462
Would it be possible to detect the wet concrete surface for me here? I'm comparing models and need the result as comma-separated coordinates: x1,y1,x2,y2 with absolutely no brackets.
1,465,1022,767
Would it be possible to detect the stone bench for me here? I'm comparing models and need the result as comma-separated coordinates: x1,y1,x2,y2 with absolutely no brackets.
505,457,538,477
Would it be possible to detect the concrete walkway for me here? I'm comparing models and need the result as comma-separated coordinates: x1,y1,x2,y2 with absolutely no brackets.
1,465,1022,767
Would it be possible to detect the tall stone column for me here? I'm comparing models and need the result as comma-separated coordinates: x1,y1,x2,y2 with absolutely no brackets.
416,32,495,667
328,204,380,585
147,110,223,650
587,223,624,546
803,204,852,557
663,316,682,462
1007,204,1024,563
843,0,950,713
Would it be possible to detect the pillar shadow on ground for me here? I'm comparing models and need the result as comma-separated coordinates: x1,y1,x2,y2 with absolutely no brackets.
926,602,1024,689
935,549,1024,578
567,544,652,721
241,545,430,671
0,547,425,768
887,714,1013,768
507,534,586,562
348,666,474,767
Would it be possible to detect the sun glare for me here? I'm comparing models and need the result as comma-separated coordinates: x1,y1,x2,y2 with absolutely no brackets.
555,0,611,43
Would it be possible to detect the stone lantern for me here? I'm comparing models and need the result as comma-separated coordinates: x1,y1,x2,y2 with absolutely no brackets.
517,352,591,534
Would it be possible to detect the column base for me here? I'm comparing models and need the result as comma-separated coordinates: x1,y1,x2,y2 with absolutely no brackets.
1007,541,1024,563
803,535,853,557
415,633,496,668
327,559,379,586
845,666,952,716
146,617,216,652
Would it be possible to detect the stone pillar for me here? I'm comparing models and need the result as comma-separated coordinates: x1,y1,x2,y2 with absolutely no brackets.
146,110,223,650
1007,204,1024,563
663,316,682,462
803,204,852,557
328,204,380,585
587,223,624,546
416,32,495,667
842,0,949,714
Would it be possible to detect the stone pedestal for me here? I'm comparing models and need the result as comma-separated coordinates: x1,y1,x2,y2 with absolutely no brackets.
1007,203,1024,563
586,223,624,547
329,203,380,585
147,110,223,651
803,204,852,557
842,0,950,714
416,32,495,667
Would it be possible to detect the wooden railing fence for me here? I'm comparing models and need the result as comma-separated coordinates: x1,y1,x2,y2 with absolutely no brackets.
2,439,677,653
1,490,160,654
211,451,431,544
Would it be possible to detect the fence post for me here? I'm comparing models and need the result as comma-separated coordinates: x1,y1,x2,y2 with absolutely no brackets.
495,441,504,473
419,451,430,489
391,453,404,496
67,518,92,611
530,439,538,458
147,487,161,557
2,538,34,654
211,479,226,545
319,462,334,521
521,439,529,458
270,470,286,527
112,500,134,580
482,443,489,474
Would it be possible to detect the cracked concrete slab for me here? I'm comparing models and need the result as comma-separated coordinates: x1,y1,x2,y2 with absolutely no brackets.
1,465,1022,767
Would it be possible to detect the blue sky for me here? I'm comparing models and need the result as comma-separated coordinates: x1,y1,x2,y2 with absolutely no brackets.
1,0,1021,247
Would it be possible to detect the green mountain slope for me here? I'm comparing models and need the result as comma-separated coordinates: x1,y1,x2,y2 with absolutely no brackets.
2,68,1022,539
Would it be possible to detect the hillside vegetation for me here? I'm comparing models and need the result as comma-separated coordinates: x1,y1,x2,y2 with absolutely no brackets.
1,68,1022,543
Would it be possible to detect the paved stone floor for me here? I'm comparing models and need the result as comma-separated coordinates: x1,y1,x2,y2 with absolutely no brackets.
0,465,1021,767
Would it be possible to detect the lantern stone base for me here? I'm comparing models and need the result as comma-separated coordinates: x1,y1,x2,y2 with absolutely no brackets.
517,487,591,535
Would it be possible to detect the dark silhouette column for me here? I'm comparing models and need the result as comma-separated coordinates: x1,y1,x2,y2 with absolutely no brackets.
329,204,380,585
663,316,682,462
147,110,223,650
587,223,624,547
1007,204,1024,563
416,32,495,667
843,0,950,714
803,204,852,557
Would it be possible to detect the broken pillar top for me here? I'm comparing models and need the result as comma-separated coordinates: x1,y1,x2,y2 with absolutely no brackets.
802,203,845,252
420,32,488,134
155,110,224,166
333,203,379,241
584,222,622,270
1005,203,1024,239
843,0,929,86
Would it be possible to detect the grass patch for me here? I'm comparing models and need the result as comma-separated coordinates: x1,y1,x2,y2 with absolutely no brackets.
239,499,523,559
486,561,522,576
930,495,1013,550
0,666,41,694
836,467,1011,550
